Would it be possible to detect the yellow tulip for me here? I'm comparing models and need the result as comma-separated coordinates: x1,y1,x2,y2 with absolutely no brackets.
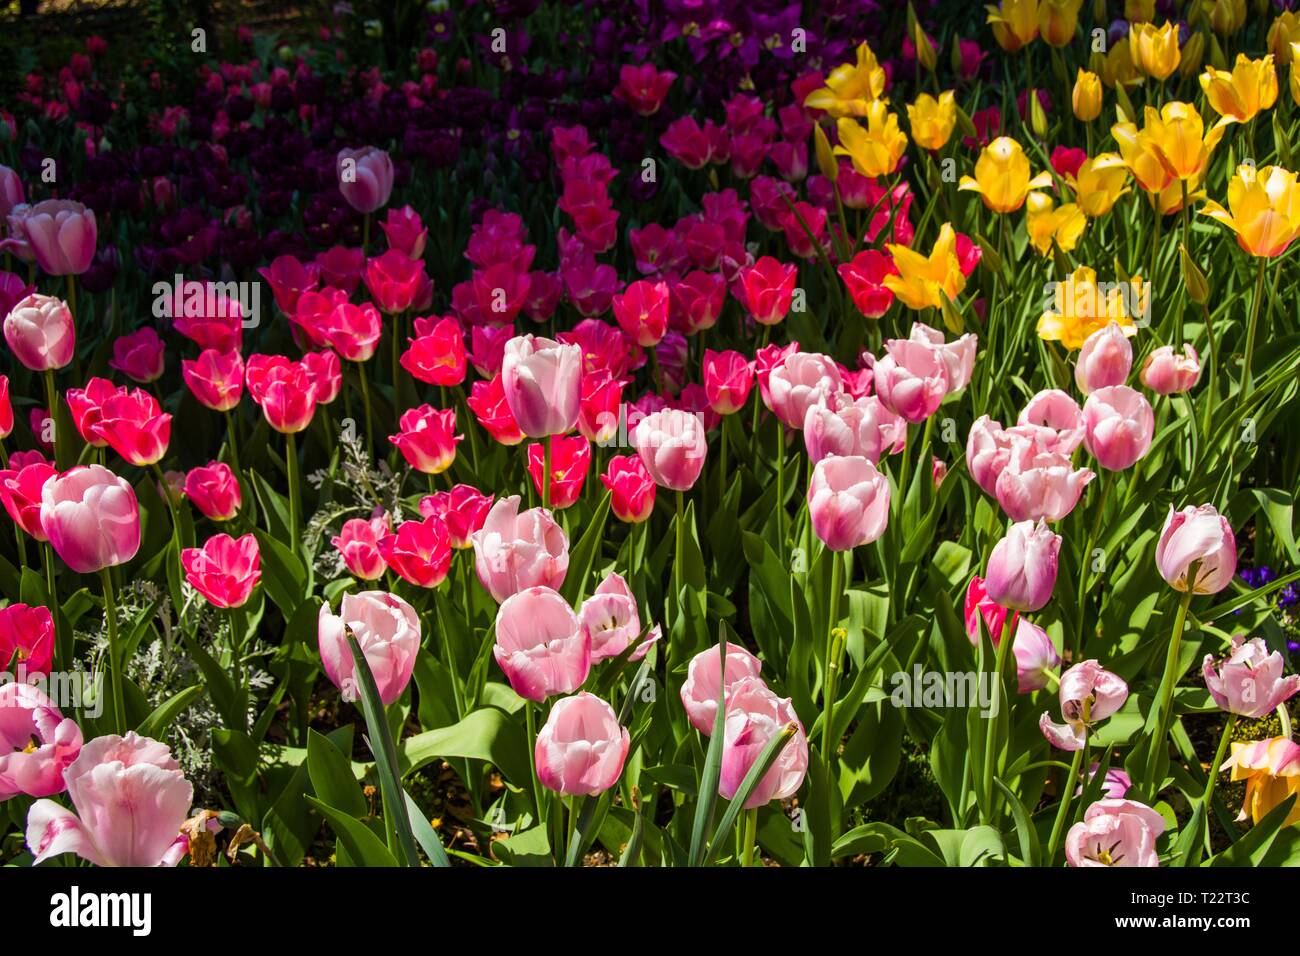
813,124,838,182
1037,266,1141,350
882,222,968,311
958,136,1053,213
833,102,908,178
1068,154,1131,216
1039,0,1083,47
1267,11,1300,64
1102,37,1143,88
1143,102,1225,182
1152,172,1205,215
1293,43,1300,106
1199,54,1278,125
1124,0,1155,22
1072,69,1102,121
1110,119,1175,193
1025,191,1087,256
1201,163,1300,257
1221,738,1300,828
802,42,887,118
907,91,957,151
1207,0,1246,37
986,0,1039,53
1129,22,1181,79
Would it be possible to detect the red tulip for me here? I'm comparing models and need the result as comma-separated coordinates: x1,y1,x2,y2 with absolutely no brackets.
401,316,467,386
738,256,797,325
378,515,452,588
612,279,670,347
181,349,244,412
183,462,241,521
258,254,319,316
389,405,462,474
527,435,592,509
0,452,56,540
364,249,426,314
66,377,123,448
468,373,525,445
599,454,655,523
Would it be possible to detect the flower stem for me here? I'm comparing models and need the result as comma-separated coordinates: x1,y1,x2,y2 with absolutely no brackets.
286,431,300,553
981,619,1014,821
1045,737,1086,865
1242,257,1267,395
1186,712,1236,867
356,360,375,460
740,807,759,867
822,551,844,763
543,434,553,510
99,568,127,734
1143,586,1195,799
42,542,61,670
222,408,242,475
1074,471,1110,657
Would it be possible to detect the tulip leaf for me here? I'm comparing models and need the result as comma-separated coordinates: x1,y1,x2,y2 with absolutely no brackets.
993,777,1041,867
1207,795,1297,867
398,706,531,786
307,728,367,819
253,528,310,617
560,489,610,606
703,723,796,866
305,795,398,868
135,684,203,740
688,625,730,866
403,788,452,868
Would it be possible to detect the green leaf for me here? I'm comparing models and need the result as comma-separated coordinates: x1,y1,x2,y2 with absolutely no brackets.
398,707,531,785
1207,795,1297,867
560,490,611,605
253,529,310,617
136,685,203,740
305,795,398,867
689,626,731,866
307,728,367,819
993,777,1041,867
403,788,452,867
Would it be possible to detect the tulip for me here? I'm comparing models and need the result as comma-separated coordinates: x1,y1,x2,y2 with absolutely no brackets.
959,137,1053,213
985,519,1061,612
468,373,526,445
1072,69,1102,121
471,495,569,602
1040,659,1129,751
1221,737,1300,827
578,573,654,662
1269,12,1300,63
1141,102,1224,183
258,254,319,315
1024,190,1087,257
332,513,390,581
872,340,949,423
378,515,452,589
183,462,241,522
614,63,677,116
363,249,424,314
738,256,797,325
401,317,466,386
1128,22,1180,79
702,349,754,415
319,302,382,363
389,405,461,475
500,334,583,438
318,590,420,706
0,453,56,541
833,101,907,178
336,146,394,214
0,165,23,218
1200,54,1278,125
26,733,192,867
65,377,122,448
719,677,810,809
965,575,1018,645
181,533,261,609
1156,504,1236,593
4,293,74,372
88,388,172,467
419,484,493,548
108,328,165,383
535,692,630,797
1065,799,1165,866
1201,163,1300,258
0,375,11,440
380,205,428,259
882,223,968,311
20,199,97,276
1140,344,1200,394
245,355,318,434
600,454,656,523
1082,385,1154,471
577,370,624,444
1017,389,1085,454
40,465,140,574
1203,635,1300,719
1012,619,1060,692
302,350,342,405
0,682,81,799
986,0,1039,52
1080,765,1132,800
807,455,890,551
0,603,55,678
1038,266,1141,351
1038,0,1081,46
679,643,764,735
766,352,843,429
995,434,1095,522
181,349,244,412
803,393,901,465
632,408,708,492
612,279,670,347
837,249,897,318
1075,321,1133,394
906,91,957,151
493,586,590,701
802,41,887,117
526,434,590,509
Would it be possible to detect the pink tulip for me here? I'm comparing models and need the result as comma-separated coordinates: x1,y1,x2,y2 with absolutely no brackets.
803,393,902,465
380,204,428,259
1065,799,1165,867
402,316,467,387
470,495,569,602
65,376,121,448
1082,385,1154,471
966,415,1015,497
600,454,656,523
419,484,493,549
994,434,1094,522
766,351,843,429
1017,389,1085,454
0,453,57,541
0,603,55,678
21,199,97,275
181,349,245,412
719,677,810,809
27,732,193,867
493,586,590,701
535,692,630,796
258,254,320,315
1074,321,1133,394
527,434,591,508
1155,504,1236,593
389,405,462,475
0,682,82,800
1011,619,1060,693
364,249,425,315
808,454,890,551
302,349,343,405
1203,635,1300,719
108,327,165,383
906,322,977,393
332,512,391,581
88,387,172,467
738,256,797,325
614,63,677,116
245,354,318,433
578,572,654,662
703,349,754,415
500,334,583,438
872,339,948,423
633,408,708,491
378,515,452,589
316,245,366,295
612,279,670,347
181,533,261,609
985,519,1061,612
336,146,394,214
1141,344,1201,395
965,575,1017,645
320,302,383,362
40,465,141,574
1040,660,1129,751
680,643,764,735
0,165,24,218
4,293,75,371
318,590,420,705
1080,765,1133,799
183,461,241,521
0,374,11,439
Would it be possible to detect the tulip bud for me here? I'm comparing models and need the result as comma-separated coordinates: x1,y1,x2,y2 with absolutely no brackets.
1141,344,1202,395
1075,321,1133,394
1030,89,1048,137
1180,31,1206,77
813,124,837,182
1155,504,1236,593
1180,244,1209,303
808,455,891,551
985,519,1062,612
1072,69,1102,121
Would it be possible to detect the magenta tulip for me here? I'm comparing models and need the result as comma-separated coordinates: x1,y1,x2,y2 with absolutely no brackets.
181,533,261,609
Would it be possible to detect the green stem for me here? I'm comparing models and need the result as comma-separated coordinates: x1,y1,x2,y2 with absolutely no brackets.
1144,586,1195,799
1186,712,1236,867
286,431,301,553
1241,257,1267,396
99,568,127,734
1074,472,1111,657
525,702,546,828
740,806,759,867
149,462,184,579
566,795,582,867
222,408,242,475
980,619,1014,821
822,552,844,763
42,542,60,670
673,490,685,608
1045,736,1087,864
543,434,553,510
41,370,61,468
356,361,375,460
775,423,785,553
